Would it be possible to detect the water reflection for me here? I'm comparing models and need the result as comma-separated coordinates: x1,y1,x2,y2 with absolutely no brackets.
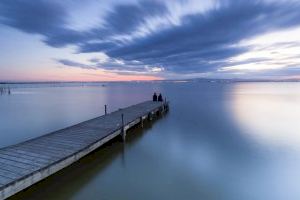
229,83,300,150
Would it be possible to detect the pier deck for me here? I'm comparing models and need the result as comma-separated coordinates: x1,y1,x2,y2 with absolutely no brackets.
0,101,168,200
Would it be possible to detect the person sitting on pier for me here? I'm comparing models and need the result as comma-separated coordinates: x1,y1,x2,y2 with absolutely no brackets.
153,92,158,101
158,93,163,102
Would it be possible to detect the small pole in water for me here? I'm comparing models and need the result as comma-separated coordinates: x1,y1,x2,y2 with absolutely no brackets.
121,113,126,141
8,87,11,95
104,104,107,115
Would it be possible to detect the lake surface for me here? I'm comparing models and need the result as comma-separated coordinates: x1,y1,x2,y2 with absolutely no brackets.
1,81,300,200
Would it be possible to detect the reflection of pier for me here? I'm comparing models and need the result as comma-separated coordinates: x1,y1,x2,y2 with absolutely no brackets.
0,101,169,200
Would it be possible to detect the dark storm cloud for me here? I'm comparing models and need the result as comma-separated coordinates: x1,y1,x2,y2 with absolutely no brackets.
1,0,300,75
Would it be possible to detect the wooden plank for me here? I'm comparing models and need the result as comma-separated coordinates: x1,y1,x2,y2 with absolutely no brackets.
8,147,62,161
0,176,13,186
4,148,59,161
28,140,82,151
0,151,50,166
0,154,45,168
0,163,31,176
22,143,74,156
0,158,38,170
0,168,22,180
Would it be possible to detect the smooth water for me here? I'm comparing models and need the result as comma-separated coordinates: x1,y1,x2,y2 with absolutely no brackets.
1,82,300,200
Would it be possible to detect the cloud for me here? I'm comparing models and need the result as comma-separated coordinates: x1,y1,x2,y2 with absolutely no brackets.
100,0,167,35
57,59,97,70
57,57,164,75
79,0,300,75
0,0,91,47
1,0,300,77
0,0,66,34
0,0,167,46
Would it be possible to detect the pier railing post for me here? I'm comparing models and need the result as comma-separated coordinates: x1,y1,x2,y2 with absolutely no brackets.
121,113,126,141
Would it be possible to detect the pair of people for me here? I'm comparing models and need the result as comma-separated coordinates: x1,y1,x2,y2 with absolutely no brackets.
153,92,163,102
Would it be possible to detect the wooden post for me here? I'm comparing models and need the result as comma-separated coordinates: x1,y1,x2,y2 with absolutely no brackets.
121,113,126,141
148,112,153,121
156,110,160,116
140,117,144,128
105,105,107,115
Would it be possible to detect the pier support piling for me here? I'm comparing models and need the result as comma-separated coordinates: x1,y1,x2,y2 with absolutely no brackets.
148,112,153,121
140,117,144,128
121,113,126,141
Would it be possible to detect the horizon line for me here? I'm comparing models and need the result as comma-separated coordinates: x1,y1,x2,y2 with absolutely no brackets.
1,78,300,84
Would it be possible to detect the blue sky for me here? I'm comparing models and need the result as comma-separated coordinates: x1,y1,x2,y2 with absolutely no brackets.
1,0,300,81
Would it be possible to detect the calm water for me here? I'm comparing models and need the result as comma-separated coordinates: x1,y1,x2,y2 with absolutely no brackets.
1,82,300,200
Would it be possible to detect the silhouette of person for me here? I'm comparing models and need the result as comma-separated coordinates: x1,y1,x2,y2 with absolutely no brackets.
153,92,158,101
158,93,163,102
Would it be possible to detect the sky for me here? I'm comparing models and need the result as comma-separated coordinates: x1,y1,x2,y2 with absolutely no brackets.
1,0,300,81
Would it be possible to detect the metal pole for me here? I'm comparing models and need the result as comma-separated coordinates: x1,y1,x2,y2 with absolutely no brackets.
105,104,107,115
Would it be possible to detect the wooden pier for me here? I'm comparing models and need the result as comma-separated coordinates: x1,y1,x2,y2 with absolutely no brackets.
0,101,169,200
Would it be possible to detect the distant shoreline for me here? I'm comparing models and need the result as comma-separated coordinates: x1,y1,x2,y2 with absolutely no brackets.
0,78,299,85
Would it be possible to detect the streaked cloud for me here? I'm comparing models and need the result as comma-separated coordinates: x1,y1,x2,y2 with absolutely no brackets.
57,59,97,70
220,27,300,75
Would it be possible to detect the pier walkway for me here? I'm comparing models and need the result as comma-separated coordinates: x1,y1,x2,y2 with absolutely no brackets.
0,101,168,200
